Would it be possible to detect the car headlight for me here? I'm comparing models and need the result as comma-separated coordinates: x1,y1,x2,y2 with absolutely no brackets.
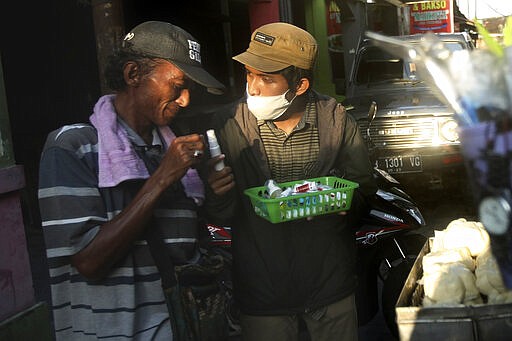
440,119,459,142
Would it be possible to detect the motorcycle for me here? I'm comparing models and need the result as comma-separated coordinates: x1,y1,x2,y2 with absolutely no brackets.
206,102,427,337
356,101,427,336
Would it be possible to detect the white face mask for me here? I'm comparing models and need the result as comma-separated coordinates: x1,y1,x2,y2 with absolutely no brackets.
246,84,296,120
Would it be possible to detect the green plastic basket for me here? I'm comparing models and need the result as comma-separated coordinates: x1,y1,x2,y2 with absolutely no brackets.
243,176,359,224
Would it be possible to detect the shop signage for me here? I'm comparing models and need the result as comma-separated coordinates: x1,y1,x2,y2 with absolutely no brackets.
409,0,454,34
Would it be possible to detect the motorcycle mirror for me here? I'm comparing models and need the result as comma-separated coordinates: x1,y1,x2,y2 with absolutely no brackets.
366,101,377,150
368,101,377,124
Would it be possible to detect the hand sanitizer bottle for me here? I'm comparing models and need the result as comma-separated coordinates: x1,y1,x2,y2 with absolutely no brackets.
207,129,225,171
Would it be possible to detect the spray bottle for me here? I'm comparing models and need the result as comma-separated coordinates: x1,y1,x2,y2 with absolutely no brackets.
206,129,225,171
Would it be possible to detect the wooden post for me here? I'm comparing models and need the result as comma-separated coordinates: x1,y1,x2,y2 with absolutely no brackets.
91,0,125,95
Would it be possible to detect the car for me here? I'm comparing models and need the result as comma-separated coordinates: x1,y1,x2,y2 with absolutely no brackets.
342,32,475,190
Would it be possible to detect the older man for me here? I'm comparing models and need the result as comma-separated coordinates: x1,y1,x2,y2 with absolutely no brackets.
38,21,224,340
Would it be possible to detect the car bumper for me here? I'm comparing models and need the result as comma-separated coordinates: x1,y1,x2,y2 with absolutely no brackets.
374,145,464,175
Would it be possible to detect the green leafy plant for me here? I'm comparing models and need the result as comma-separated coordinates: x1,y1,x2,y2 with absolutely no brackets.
475,19,504,57
503,16,512,47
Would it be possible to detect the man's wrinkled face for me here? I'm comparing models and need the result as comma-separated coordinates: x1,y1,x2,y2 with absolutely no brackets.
136,60,192,126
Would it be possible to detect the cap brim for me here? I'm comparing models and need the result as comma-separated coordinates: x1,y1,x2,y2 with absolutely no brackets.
172,61,225,95
232,51,291,73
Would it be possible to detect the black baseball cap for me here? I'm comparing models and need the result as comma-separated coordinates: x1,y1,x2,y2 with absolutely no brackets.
122,21,225,95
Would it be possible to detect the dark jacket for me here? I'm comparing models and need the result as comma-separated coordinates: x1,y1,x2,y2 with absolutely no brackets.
206,91,377,315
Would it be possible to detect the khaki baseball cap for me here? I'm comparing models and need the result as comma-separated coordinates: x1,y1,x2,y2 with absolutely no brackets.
233,22,318,72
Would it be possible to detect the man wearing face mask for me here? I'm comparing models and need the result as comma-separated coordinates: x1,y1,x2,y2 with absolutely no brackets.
205,22,376,340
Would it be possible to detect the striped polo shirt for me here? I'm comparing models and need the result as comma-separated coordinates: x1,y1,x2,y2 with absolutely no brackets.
38,122,200,340
258,93,320,183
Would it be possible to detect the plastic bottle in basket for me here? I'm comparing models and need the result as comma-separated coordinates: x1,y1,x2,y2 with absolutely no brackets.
265,179,282,199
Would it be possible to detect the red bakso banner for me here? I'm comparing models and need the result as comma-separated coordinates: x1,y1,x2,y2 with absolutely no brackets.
409,0,454,34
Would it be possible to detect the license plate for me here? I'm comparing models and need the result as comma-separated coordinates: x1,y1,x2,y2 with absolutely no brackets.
378,154,423,174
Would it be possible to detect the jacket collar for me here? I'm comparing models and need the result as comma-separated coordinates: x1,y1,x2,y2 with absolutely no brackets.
233,90,346,179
